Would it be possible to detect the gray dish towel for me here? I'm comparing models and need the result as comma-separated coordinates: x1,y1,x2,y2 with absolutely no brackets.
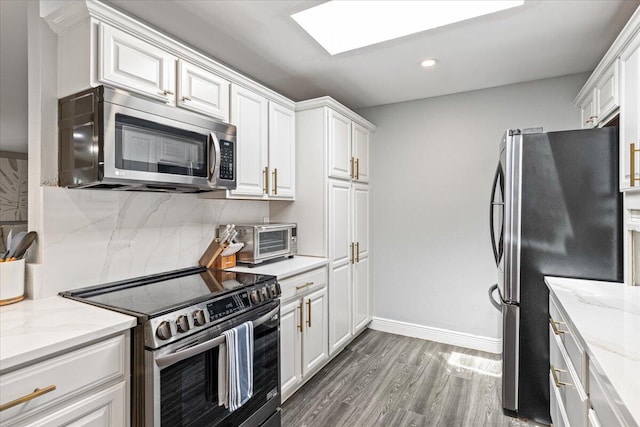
218,321,254,411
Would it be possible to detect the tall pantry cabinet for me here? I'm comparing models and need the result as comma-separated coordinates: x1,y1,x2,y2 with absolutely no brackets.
270,97,376,355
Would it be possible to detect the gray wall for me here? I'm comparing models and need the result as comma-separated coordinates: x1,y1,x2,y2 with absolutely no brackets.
357,73,588,340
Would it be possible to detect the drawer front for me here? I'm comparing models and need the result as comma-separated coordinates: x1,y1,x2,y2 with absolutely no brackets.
550,372,570,427
550,297,587,388
0,335,127,422
279,267,327,302
550,327,588,427
588,363,626,427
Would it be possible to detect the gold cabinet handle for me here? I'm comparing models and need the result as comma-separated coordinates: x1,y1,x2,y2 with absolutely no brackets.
631,143,640,187
263,167,269,194
356,242,360,263
295,282,314,291
298,301,303,332
181,96,192,102
350,157,355,179
350,242,355,264
160,89,174,96
355,158,360,180
0,385,56,412
550,365,571,387
272,168,278,195
549,317,568,335
306,299,311,327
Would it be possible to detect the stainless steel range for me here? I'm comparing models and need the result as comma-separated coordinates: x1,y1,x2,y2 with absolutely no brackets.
61,267,281,427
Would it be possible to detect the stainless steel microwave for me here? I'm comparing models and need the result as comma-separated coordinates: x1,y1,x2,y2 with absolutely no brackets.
58,86,236,192
224,223,297,265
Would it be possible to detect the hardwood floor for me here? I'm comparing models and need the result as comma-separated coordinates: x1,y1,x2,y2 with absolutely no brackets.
281,329,542,427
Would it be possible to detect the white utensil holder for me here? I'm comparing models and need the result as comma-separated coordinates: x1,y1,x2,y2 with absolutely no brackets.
0,258,25,305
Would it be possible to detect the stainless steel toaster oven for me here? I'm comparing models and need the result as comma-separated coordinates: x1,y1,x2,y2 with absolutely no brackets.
223,223,297,265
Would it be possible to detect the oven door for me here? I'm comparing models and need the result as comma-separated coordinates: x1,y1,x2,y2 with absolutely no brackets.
253,226,292,262
145,302,280,427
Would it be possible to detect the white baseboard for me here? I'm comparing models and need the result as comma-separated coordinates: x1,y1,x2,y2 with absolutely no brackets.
369,316,502,354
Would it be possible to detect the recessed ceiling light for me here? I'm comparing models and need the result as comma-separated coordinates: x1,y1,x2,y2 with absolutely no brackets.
420,59,438,68
292,1,525,55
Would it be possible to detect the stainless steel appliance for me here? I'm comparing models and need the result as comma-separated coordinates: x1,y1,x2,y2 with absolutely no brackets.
488,127,623,424
62,267,281,427
227,223,297,265
58,86,236,192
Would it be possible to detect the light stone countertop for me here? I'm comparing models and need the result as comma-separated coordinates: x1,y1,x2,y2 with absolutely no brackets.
545,276,640,426
227,255,329,280
0,296,136,373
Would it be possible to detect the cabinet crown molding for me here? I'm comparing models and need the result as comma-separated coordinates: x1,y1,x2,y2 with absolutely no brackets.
574,6,640,105
296,97,377,132
42,0,296,110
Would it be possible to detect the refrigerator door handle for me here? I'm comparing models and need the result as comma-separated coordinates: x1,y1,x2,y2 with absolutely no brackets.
489,165,501,265
488,284,503,312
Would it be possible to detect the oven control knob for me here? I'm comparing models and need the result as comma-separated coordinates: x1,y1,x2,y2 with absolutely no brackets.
156,321,174,340
250,290,260,304
261,287,269,300
270,283,279,297
193,310,206,326
176,315,190,333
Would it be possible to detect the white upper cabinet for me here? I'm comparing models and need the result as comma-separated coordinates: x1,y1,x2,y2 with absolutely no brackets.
177,60,230,122
99,24,176,104
328,110,352,180
580,96,597,129
230,84,269,197
268,102,296,199
596,60,619,122
352,123,370,183
620,32,640,191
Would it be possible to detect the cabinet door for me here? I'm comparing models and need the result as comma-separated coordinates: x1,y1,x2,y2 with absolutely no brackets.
302,287,329,376
329,180,352,266
230,85,268,198
280,299,302,402
353,255,370,334
328,110,352,180
99,24,176,104
580,93,596,129
352,123,370,183
178,60,230,122
620,32,640,191
268,103,296,199
352,183,369,260
329,263,352,354
595,60,619,123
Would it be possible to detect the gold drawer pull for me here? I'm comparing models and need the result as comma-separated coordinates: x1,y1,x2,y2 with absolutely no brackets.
295,282,314,291
549,317,569,335
263,167,269,194
0,385,57,412
550,365,571,387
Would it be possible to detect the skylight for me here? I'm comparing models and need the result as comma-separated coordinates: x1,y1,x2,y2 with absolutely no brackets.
292,0,525,55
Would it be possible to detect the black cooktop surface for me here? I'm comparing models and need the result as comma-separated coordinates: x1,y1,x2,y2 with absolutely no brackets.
61,267,275,318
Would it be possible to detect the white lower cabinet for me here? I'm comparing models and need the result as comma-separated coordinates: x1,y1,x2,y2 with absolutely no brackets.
329,262,352,354
0,333,130,426
279,267,328,402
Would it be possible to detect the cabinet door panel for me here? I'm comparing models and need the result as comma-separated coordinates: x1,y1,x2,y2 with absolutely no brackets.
302,287,329,376
595,60,618,121
580,95,596,129
353,256,370,334
353,184,369,259
280,299,302,402
269,103,295,199
329,263,352,354
99,24,175,104
329,180,352,266
230,85,268,197
328,110,352,180
178,60,230,121
620,33,640,191
352,123,370,183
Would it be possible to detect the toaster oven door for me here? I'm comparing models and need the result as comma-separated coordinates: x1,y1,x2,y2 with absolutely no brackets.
254,227,292,262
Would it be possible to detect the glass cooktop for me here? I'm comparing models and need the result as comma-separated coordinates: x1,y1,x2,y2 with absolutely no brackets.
61,267,275,318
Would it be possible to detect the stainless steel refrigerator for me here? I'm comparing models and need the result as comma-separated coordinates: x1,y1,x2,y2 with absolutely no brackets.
488,127,623,425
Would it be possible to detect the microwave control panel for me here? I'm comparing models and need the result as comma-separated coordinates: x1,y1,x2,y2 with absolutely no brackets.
219,140,235,180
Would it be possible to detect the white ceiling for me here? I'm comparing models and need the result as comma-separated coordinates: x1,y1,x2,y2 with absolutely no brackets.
105,0,639,110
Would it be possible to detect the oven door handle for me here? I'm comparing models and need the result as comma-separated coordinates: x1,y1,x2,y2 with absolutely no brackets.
155,305,280,369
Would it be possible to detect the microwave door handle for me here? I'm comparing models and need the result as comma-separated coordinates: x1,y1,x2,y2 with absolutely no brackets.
208,132,221,184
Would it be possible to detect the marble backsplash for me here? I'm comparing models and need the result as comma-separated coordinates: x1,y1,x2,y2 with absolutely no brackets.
35,187,268,298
